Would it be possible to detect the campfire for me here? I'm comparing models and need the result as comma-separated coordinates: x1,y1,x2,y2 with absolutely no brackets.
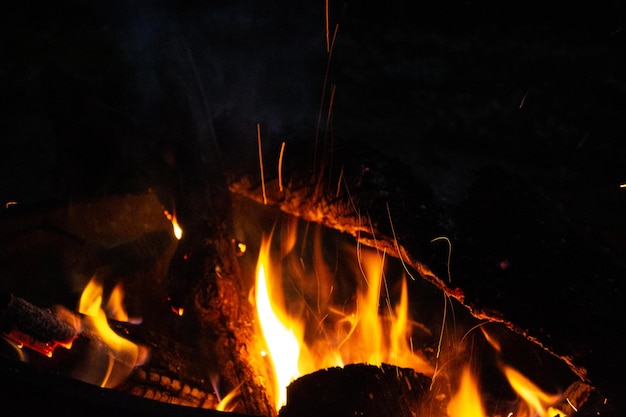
1,1,624,417
0,190,608,417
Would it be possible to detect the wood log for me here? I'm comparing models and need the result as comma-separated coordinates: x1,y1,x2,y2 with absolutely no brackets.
0,353,255,417
0,291,77,357
278,364,437,417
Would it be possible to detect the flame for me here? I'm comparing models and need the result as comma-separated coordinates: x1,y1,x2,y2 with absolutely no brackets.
76,277,147,388
503,365,565,417
447,366,486,417
255,236,303,409
252,223,574,416
254,230,432,410
164,209,183,240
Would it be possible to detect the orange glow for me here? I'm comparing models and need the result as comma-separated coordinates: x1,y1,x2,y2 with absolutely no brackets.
77,277,148,388
447,366,486,417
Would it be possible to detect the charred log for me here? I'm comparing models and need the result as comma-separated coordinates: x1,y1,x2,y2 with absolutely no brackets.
0,291,77,357
278,363,436,417
0,353,254,417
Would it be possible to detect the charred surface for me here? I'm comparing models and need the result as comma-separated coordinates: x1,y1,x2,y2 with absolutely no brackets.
279,364,435,417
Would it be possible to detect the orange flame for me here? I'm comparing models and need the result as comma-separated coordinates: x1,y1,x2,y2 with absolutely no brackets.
253,231,432,410
252,224,573,416
447,366,486,417
503,365,565,417
255,236,304,409
76,277,148,388
164,209,183,240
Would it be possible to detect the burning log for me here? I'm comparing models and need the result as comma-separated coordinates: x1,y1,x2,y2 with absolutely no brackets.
0,291,77,357
278,363,437,417
226,140,623,414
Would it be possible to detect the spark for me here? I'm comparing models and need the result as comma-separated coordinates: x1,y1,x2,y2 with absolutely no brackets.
335,165,344,198
314,22,340,178
566,397,578,412
430,236,453,283
430,291,449,391
257,123,267,205
325,83,337,133
460,321,489,345
325,0,330,53
620,183,626,188
5,201,17,208
278,141,286,193
519,91,528,109
385,202,417,281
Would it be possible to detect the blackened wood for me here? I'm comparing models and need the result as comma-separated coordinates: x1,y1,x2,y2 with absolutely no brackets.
0,291,77,357
0,354,258,417
278,363,436,417
142,21,277,417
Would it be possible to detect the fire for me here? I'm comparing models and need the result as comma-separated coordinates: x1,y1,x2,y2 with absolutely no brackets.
502,365,565,417
253,230,432,410
441,361,568,417
255,236,304,409
253,224,572,416
75,277,148,388
164,209,183,240
447,366,486,417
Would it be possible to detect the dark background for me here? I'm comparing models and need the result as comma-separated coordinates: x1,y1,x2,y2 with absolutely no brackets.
1,0,625,414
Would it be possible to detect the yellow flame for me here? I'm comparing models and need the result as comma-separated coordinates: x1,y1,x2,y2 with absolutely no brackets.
77,277,147,388
255,236,303,409
254,231,433,411
503,365,566,417
216,384,242,412
105,283,128,322
164,210,183,240
447,366,486,417
253,224,569,416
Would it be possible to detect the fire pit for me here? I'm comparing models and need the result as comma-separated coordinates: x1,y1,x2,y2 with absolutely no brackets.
1,1,625,416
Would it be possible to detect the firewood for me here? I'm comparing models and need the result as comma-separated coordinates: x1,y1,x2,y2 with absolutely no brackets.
278,363,437,417
0,291,77,357
0,353,258,417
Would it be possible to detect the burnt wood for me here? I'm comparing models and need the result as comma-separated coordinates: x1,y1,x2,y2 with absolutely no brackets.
0,291,77,357
278,364,436,417
0,353,257,417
